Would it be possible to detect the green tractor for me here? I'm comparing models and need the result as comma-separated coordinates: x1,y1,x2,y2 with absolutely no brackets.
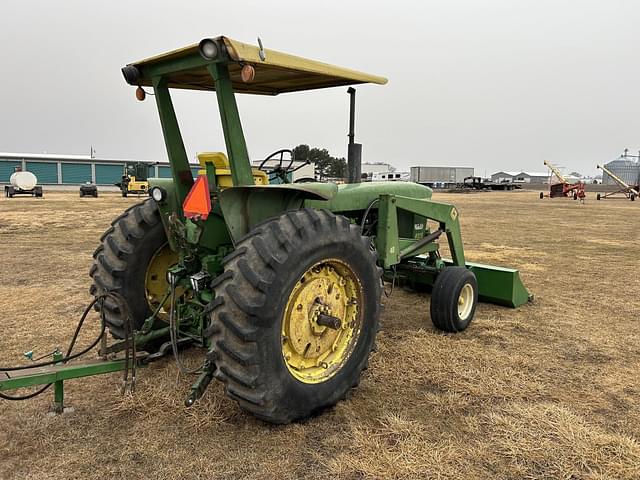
3,37,530,423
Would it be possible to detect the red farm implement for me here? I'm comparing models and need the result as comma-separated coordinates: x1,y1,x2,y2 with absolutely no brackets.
539,160,585,200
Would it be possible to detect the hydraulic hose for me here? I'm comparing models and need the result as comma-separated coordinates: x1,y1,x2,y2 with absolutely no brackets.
168,277,202,375
360,198,379,236
0,293,112,400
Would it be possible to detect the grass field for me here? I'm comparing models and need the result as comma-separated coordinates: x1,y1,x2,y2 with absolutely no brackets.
1,191,639,479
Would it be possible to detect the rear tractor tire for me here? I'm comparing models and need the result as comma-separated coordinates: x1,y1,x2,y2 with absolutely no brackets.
430,266,478,332
90,199,177,340
206,209,382,424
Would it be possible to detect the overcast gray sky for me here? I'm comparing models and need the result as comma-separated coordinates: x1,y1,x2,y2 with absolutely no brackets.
2,0,639,176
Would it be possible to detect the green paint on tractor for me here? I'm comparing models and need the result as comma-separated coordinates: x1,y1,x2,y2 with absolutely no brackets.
1,36,531,423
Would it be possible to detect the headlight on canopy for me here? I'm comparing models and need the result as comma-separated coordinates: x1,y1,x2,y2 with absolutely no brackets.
198,39,219,60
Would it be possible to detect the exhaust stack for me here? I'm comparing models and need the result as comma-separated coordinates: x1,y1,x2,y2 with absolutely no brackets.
346,87,362,183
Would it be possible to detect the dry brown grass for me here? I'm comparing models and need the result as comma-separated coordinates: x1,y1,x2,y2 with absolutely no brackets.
1,191,639,479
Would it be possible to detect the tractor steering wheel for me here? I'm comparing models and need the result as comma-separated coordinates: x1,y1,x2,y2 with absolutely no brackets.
259,149,296,183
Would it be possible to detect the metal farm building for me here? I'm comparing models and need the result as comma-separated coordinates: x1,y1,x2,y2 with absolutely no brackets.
490,171,550,183
0,152,200,186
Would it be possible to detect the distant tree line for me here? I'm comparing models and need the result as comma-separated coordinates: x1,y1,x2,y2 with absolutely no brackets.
292,144,346,179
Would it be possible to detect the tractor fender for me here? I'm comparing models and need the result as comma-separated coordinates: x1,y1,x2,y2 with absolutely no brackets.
219,183,338,243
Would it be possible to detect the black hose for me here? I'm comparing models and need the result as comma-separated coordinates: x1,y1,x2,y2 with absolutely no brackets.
0,384,51,401
1,295,107,372
168,278,202,375
0,294,110,400
384,265,397,298
360,198,379,236
119,292,134,393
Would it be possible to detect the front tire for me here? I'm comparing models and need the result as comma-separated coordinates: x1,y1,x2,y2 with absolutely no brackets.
430,266,478,332
206,209,382,424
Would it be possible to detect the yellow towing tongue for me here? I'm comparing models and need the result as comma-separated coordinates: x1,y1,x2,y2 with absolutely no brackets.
394,259,532,308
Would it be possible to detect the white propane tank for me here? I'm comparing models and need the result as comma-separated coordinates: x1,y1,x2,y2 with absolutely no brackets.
10,171,38,190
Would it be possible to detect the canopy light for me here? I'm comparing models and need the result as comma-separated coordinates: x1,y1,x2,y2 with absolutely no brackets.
198,39,219,60
121,65,141,85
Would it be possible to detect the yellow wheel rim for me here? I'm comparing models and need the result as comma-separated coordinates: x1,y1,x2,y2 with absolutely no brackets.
281,258,363,384
145,243,179,319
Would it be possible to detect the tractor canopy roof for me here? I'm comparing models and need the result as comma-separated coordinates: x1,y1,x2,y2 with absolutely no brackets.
124,36,388,95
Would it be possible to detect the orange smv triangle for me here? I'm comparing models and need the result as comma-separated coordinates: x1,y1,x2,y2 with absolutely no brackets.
183,175,212,220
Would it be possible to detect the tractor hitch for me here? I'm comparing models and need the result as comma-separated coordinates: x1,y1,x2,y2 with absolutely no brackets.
185,365,214,407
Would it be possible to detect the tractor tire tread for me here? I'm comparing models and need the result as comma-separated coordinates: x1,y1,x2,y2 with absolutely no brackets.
430,266,478,332
206,208,381,424
89,199,165,338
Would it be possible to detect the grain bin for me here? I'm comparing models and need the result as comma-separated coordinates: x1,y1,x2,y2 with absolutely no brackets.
602,158,640,186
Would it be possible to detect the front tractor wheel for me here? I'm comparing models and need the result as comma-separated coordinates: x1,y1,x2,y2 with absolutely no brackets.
206,209,381,424
90,199,178,339
430,266,478,332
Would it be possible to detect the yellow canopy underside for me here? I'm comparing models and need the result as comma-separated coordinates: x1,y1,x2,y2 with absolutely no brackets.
130,36,388,95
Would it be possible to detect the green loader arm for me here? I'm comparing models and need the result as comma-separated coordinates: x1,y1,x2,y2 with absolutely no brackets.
373,194,531,308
